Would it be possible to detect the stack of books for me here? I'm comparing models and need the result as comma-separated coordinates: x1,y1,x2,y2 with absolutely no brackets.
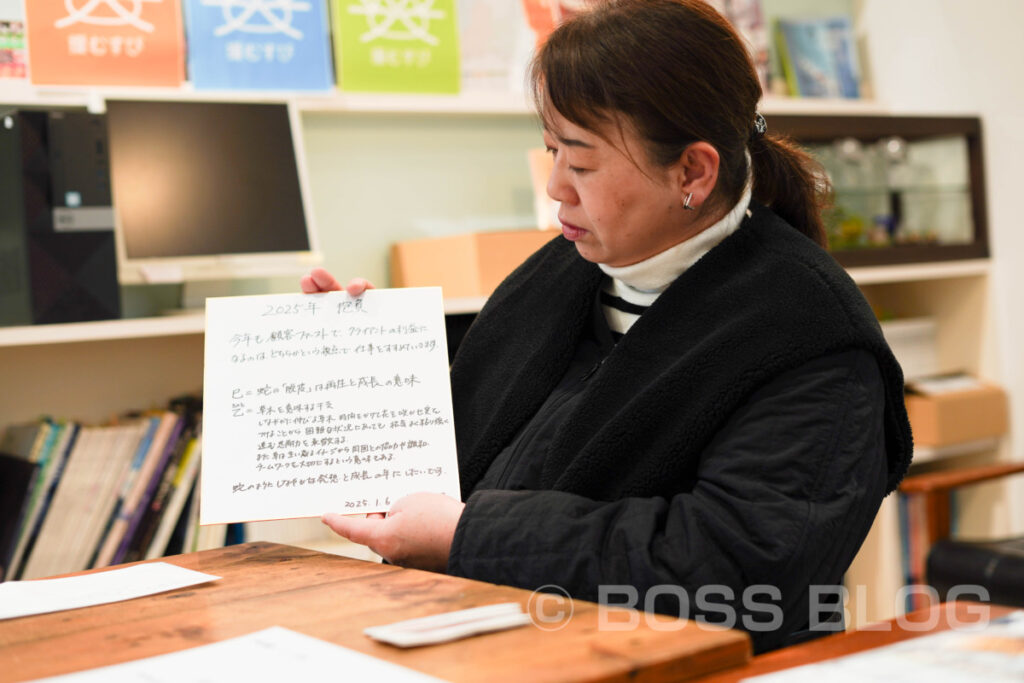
0,397,232,581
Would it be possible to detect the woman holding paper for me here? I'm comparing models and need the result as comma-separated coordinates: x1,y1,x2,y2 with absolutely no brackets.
305,0,911,653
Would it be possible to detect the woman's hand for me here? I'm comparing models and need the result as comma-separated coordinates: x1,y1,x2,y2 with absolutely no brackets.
300,267,375,297
321,493,466,573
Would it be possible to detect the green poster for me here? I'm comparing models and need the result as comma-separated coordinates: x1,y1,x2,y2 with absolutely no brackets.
332,0,461,94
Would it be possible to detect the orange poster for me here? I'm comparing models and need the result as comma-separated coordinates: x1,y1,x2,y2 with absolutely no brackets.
26,0,185,86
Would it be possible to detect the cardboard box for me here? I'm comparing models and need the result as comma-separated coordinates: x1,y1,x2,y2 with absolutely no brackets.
905,380,1009,447
390,229,562,298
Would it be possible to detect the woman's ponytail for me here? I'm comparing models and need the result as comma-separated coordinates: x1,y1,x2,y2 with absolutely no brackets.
749,133,832,248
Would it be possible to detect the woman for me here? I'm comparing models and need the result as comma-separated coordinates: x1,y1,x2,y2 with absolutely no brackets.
304,0,912,652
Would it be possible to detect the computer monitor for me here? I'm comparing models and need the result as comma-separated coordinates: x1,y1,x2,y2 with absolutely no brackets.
106,99,321,286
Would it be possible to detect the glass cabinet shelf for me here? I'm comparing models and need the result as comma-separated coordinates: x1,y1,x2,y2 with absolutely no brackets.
773,114,988,268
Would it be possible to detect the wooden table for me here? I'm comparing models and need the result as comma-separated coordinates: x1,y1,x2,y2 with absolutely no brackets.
0,542,750,682
694,600,1017,681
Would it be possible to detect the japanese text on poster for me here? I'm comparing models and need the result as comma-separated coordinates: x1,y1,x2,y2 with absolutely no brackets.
25,0,185,86
332,0,460,93
184,0,334,90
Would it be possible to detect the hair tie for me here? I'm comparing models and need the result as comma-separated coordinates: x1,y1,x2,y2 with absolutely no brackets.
753,112,767,138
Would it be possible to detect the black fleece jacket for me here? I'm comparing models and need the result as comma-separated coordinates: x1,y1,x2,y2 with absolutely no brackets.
445,203,913,651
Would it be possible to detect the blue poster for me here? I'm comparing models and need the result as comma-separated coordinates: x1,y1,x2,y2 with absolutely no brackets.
185,0,333,91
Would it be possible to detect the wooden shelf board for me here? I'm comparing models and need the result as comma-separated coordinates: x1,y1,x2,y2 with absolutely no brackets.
0,254,990,347
0,297,489,346
2,81,908,118
0,314,205,347
910,437,1001,465
296,91,534,115
847,258,990,285
0,82,533,114
443,296,489,315
759,95,892,116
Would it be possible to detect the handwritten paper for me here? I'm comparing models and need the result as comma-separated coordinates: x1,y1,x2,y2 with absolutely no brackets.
31,626,448,682
0,563,219,620
202,288,461,524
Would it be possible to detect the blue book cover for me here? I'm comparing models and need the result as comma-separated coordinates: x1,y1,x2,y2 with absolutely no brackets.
823,16,860,98
776,16,860,99
113,415,185,564
184,0,334,91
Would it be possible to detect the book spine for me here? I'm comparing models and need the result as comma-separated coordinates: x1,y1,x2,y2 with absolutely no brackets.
124,425,195,563
112,416,185,564
773,20,801,97
88,417,160,568
145,439,201,560
13,424,81,580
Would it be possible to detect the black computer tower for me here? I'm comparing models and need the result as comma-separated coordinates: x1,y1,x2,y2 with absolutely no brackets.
0,109,120,326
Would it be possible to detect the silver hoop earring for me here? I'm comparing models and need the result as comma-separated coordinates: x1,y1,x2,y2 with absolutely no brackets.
683,192,696,211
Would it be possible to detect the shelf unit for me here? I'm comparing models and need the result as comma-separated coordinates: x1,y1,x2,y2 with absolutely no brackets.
0,259,997,571
0,254,995,434
0,84,1005,627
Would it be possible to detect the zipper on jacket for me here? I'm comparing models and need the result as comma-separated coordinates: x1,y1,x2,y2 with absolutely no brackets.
579,358,605,382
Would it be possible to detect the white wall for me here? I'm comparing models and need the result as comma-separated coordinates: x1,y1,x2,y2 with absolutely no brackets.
300,112,543,288
859,0,1024,532
0,0,21,19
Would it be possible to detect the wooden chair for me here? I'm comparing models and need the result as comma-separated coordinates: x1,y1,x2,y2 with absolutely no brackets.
899,462,1024,606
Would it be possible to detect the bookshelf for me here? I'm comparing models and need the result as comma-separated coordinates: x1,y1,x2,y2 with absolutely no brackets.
0,256,999,580
845,263,1004,626
0,83,1006,626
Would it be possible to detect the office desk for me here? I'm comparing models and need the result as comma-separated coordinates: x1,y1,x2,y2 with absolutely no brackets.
695,600,1016,682
0,542,750,682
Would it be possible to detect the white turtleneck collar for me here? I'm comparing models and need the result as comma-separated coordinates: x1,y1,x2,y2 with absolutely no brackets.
598,181,753,294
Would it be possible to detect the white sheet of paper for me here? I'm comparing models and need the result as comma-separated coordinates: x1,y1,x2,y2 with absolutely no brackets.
201,288,461,524
30,626,448,683
741,612,1024,683
0,562,220,620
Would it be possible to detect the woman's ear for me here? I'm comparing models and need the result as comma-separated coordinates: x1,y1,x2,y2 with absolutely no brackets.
677,142,720,210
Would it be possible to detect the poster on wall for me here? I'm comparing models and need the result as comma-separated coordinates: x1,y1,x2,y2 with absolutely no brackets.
330,0,460,94
25,0,185,86
184,0,334,91
0,19,26,78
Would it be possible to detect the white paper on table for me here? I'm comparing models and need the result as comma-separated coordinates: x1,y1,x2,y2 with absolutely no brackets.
30,626,449,683
0,563,220,620
201,288,461,524
741,611,1024,683
365,602,532,647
